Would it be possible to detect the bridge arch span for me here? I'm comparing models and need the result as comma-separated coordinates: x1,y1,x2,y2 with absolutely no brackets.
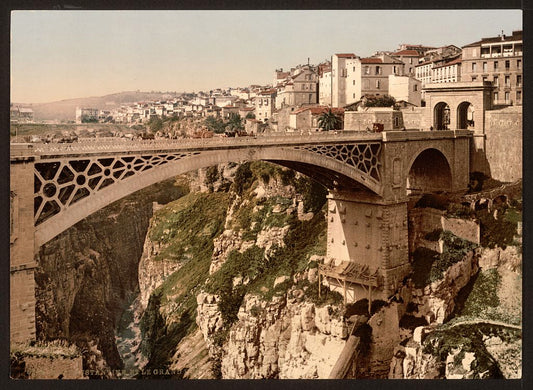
406,147,453,195
34,146,383,247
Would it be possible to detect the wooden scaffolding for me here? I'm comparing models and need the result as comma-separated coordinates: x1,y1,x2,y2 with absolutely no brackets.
318,260,379,306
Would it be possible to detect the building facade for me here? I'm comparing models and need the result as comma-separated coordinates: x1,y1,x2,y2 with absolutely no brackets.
276,65,318,108
254,89,277,123
388,75,422,106
331,53,357,107
461,30,522,106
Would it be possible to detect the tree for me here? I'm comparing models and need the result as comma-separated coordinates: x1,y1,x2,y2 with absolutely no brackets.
204,115,226,134
317,108,341,131
364,94,396,107
147,116,163,132
245,112,256,120
226,113,244,133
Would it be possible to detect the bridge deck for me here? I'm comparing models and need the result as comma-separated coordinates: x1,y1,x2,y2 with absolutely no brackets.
11,130,472,158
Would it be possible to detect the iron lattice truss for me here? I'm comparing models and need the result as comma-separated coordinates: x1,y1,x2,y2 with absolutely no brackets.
33,151,199,225
294,143,382,182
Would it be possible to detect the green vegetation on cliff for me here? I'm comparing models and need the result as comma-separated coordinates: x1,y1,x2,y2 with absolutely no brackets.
139,162,329,373
149,192,230,263
411,231,478,288
139,191,230,375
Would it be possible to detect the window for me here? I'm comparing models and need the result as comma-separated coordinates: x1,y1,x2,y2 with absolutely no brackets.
505,92,510,104
517,59,522,70
482,76,488,82
483,62,488,72
353,93,356,98
493,76,499,86
376,80,380,89
517,75,522,87
505,75,510,87
353,66,356,72
353,80,355,85
409,58,413,64
414,84,418,91
364,66,370,75
505,60,510,70
471,76,478,81
375,66,381,75
517,91,522,102
472,62,477,72
494,61,498,71
494,92,499,102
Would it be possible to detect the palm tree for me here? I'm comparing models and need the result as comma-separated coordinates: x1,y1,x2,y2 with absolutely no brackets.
317,108,341,131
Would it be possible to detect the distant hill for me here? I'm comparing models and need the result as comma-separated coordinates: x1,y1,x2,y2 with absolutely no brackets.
17,91,184,121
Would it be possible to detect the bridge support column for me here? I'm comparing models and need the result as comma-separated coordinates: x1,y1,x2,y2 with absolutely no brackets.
10,146,37,344
323,191,410,302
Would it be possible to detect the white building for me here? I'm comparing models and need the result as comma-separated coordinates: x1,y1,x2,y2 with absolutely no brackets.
388,75,422,106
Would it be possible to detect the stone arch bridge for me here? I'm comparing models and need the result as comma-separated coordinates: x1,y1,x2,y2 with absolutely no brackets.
10,130,472,343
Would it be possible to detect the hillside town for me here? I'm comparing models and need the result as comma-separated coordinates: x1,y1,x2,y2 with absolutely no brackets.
11,29,522,141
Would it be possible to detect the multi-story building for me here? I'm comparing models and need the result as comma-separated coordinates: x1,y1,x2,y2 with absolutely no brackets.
318,62,332,105
75,107,99,123
276,65,318,108
331,53,357,107
461,30,522,106
344,54,405,105
10,105,34,123
388,75,422,106
432,58,462,83
390,49,421,76
254,89,277,123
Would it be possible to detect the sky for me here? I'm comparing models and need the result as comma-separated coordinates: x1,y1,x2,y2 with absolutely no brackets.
11,9,522,103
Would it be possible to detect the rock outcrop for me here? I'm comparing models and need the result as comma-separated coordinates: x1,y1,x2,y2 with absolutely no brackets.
196,289,348,379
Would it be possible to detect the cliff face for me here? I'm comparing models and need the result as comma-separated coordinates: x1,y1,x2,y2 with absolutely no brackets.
35,179,187,375
136,162,339,378
196,290,347,379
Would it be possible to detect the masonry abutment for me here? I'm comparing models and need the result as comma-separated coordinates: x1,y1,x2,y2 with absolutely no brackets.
10,146,38,344
323,191,410,302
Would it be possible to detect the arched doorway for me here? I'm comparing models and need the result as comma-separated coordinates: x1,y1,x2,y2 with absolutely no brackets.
457,101,474,130
407,148,452,195
434,102,450,130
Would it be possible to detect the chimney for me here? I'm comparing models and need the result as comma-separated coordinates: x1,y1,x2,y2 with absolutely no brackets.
501,30,505,40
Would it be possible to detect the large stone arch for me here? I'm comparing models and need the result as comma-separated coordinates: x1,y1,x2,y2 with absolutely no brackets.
406,147,453,195
34,146,384,246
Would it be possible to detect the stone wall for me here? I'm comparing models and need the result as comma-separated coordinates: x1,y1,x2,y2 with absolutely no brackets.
484,107,522,182
400,108,423,130
409,208,480,255
344,110,403,131
21,356,85,379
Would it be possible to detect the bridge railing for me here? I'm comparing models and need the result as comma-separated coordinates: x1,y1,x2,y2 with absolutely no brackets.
25,131,385,155
12,130,472,156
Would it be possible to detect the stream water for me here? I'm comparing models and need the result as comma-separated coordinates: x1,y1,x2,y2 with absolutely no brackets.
115,292,144,379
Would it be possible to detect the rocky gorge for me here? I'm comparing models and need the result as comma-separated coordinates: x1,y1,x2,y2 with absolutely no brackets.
14,161,522,380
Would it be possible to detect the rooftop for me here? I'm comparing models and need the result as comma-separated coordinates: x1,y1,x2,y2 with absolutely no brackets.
392,49,421,56
463,30,522,48
335,53,356,58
